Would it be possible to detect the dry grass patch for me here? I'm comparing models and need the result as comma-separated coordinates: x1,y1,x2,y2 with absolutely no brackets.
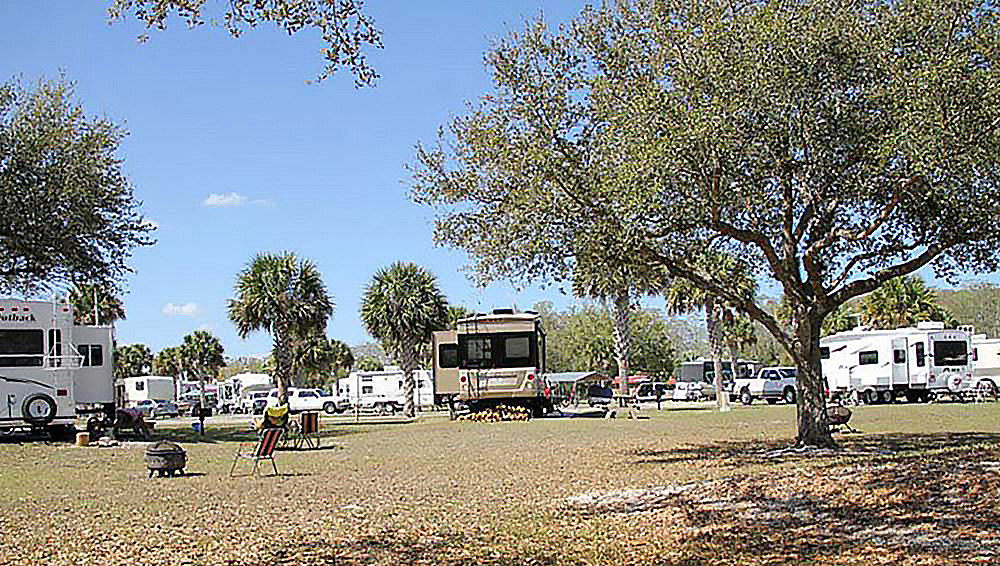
1,403,998,565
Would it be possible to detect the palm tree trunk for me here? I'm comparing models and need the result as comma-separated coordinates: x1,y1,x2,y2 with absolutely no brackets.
274,327,291,406
611,290,631,402
400,339,417,418
706,298,729,412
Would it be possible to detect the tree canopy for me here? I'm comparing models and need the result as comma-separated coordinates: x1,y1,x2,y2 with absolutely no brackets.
359,262,448,417
114,343,152,381
107,0,382,86
0,76,153,297
227,252,333,404
411,0,1000,447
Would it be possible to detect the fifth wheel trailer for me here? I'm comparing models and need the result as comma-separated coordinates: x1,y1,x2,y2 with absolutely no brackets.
820,322,974,403
0,299,114,437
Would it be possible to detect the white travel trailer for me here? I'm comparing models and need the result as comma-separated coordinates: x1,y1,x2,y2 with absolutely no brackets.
338,367,434,413
970,333,1000,398
821,322,974,404
123,376,176,405
217,372,272,413
0,299,114,436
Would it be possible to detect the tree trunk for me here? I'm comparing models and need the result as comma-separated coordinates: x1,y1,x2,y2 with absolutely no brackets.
274,328,291,406
400,339,418,418
791,311,835,448
611,291,631,402
706,298,730,412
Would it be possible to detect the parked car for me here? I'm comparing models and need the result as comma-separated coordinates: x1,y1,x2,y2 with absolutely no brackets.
132,399,180,419
672,379,717,401
586,384,614,406
153,399,180,418
633,381,670,403
266,387,347,414
177,391,218,417
239,390,271,414
732,367,797,405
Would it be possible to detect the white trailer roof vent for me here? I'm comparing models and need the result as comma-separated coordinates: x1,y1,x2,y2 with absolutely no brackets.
916,321,945,330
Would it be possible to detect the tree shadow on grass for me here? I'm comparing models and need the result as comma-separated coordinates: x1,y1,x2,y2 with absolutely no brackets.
155,426,369,445
577,432,1000,564
264,531,559,566
629,432,1000,469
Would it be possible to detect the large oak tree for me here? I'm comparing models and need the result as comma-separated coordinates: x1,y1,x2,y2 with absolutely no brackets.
412,0,1000,447
0,76,153,297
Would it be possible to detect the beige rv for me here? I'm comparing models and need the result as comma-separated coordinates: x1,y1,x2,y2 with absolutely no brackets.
433,309,550,416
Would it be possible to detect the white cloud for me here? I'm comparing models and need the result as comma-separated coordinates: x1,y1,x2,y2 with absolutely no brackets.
162,302,200,317
250,198,275,207
202,192,248,207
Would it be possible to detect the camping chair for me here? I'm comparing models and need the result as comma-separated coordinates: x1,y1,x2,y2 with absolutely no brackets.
230,427,283,477
292,411,321,449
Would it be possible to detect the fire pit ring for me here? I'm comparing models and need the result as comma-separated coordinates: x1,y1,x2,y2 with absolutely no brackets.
145,441,187,478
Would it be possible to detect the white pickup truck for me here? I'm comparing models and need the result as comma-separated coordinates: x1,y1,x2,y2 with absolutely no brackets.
731,367,797,405
266,387,348,414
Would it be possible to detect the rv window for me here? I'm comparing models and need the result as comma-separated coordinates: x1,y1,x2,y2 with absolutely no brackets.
362,386,374,395
48,329,62,358
77,344,104,367
501,335,531,367
893,349,906,364
464,336,493,369
820,347,830,359
438,344,458,368
136,381,145,391
933,340,968,367
859,351,878,365
0,329,44,367
974,348,978,362
915,342,925,367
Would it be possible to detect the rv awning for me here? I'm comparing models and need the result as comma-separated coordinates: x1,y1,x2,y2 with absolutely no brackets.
542,371,602,384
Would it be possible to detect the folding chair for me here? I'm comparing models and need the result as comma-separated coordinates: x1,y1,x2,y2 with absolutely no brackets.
293,411,321,449
230,427,283,477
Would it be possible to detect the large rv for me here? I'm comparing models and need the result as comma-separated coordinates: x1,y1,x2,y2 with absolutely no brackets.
432,309,551,416
821,322,973,403
0,299,114,436
971,333,1000,398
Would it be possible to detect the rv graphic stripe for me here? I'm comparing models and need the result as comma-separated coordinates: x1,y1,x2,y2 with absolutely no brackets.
0,375,55,390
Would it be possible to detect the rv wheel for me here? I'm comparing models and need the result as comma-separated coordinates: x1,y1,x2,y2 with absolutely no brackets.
323,402,337,415
863,389,880,405
21,394,57,425
880,389,895,404
739,389,753,405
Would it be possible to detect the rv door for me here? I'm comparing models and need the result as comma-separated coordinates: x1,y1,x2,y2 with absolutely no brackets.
432,331,459,397
891,338,908,386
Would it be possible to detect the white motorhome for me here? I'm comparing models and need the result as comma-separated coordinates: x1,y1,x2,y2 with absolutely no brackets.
338,367,434,413
0,299,114,436
970,333,1000,398
821,322,973,404
218,372,272,413
123,376,175,405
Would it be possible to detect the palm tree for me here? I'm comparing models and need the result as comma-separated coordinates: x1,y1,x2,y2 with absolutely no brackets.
571,233,667,400
859,275,954,329
359,262,448,418
68,283,126,326
227,252,334,405
287,330,338,388
720,312,756,382
113,343,152,382
664,255,756,412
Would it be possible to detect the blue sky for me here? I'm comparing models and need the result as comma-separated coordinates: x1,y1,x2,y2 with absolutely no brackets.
3,2,995,358
0,1,589,357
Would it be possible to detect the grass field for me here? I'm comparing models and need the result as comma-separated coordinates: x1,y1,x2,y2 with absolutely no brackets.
1,402,998,565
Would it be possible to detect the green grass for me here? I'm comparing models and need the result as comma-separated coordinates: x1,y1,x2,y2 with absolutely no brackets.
1,402,998,565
